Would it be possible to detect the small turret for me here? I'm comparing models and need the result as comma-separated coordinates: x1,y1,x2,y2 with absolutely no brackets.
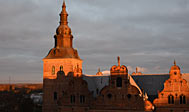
110,56,128,75
96,68,103,76
169,60,181,79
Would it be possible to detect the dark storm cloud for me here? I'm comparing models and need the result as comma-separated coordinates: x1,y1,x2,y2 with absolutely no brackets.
0,0,189,82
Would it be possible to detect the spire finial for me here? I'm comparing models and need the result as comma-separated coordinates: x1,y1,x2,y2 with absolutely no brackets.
60,0,68,25
117,56,120,66
63,0,66,8
136,67,138,73
98,68,101,72
174,59,176,65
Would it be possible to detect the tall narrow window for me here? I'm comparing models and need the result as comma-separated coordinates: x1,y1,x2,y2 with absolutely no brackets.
180,95,186,104
71,95,75,104
183,95,186,104
54,92,57,100
52,66,55,75
168,95,174,104
96,88,99,95
116,77,122,87
107,93,112,99
80,95,85,104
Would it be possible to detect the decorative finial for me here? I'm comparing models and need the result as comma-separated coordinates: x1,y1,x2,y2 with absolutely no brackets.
174,59,176,65
98,68,101,72
63,0,66,8
117,56,120,66
136,67,138,73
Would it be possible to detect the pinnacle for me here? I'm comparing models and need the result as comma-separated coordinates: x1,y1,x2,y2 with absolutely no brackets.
59,0,68,25
117,56,120,66
174,59,176,65
62,0,66,8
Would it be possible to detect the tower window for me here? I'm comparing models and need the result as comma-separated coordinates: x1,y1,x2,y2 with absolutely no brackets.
71,95,75,104
116,77,122,87
52,66,55,75
174,72,177,75
80,95,85,104
168,95,174,104
54,92,57,100
180,95,186,104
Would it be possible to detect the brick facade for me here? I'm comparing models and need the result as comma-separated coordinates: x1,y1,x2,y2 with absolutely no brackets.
153,61,189,112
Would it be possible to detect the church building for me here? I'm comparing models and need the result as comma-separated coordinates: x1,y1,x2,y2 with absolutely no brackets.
43,1,189,112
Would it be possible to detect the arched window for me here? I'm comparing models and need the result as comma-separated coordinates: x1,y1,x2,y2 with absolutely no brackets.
52,66,55,75
168,95,174,104
60,65,63,71
116,77,122,87
180,95,186,104
71,95,75,104
107,93,112,99
80,95,85,104
54,92,57,100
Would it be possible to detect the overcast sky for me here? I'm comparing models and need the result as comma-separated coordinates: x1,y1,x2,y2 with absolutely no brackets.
0,0,189,83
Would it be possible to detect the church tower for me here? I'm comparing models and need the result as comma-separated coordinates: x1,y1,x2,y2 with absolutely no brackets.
43,1,82,79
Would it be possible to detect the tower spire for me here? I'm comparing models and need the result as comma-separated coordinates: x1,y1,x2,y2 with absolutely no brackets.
54,0,74,48
60,0,68,25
